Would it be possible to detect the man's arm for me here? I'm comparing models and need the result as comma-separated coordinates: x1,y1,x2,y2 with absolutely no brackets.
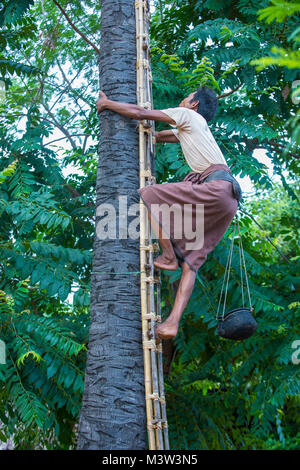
155,130,179,143
96,90,176,125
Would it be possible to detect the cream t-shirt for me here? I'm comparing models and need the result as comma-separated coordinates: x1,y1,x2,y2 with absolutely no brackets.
160,107,228,173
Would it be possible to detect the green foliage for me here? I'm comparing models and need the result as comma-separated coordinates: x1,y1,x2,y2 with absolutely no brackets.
160,182,300,449
0,0,98,448
0,0,34,27
0,1,39,78
0,283,89,448
0,158,17,184
251,0,300,71
152,0,300,450
249,0,300,146
257,0,300,23
0,139,92,447
151,0,299,187
252,46,300,70
0,0,35,26
155,49,220,92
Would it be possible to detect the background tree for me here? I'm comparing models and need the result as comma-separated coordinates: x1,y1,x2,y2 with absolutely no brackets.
0,0,98,449
76,0,146,450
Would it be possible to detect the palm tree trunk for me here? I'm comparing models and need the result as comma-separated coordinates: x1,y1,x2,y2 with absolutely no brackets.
77,0,146,450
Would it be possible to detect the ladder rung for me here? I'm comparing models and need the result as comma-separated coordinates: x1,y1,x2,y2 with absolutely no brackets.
141,121,152,130
143,339,162,352
136,59,150,69
144,264,160,273
142,101,151,109
147,393,166,404
148,420,168,430
142,312,161,321
140,174,156,183
144,276,160,283
140,243,160,252
135,1,146,9
140,168,152,178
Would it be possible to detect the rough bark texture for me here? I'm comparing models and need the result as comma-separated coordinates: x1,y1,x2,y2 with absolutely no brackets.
77,0,146,450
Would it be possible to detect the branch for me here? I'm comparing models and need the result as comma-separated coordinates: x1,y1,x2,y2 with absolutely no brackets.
42,134,95,147
82,134,89,154
52,0,100,54
218,84,242,99
49,62,85,113
239,208,291,264
63,184,94,208
40,96,78,149
267,139,299,160
17,50,80,150
21,74,78,150
64,183,81,198
244,137,299,160
282,84,291,101
54,61,95,134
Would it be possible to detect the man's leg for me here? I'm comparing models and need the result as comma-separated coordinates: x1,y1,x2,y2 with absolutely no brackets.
155,261,196,339
146,207,178,271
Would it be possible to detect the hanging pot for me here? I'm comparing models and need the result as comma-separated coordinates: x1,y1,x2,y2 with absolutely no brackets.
217,307,257,340
215,215,257,341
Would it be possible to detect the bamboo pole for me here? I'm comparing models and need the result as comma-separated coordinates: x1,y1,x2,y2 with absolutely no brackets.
135,0,170,450
148,244,163,449
142,2,163,450
136,0,156,450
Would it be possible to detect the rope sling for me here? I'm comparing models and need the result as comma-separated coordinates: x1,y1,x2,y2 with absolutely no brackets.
216,214,253,320
215,214,257,340
135,0,170,450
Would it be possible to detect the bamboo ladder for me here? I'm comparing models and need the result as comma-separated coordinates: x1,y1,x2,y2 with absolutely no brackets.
135,0,170,451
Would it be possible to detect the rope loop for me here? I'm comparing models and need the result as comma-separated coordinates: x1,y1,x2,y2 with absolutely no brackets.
216,215,252,320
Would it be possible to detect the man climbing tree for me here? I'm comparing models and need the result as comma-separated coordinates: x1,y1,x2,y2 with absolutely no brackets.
96,86,242,342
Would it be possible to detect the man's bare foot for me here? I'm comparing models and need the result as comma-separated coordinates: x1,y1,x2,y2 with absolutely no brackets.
155,318,179,340
154,254,178,271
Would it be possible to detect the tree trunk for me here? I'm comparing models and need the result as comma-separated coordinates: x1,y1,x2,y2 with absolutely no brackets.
77,0,146,450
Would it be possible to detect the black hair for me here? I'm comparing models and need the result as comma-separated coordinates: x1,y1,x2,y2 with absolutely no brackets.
190,85,218,122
